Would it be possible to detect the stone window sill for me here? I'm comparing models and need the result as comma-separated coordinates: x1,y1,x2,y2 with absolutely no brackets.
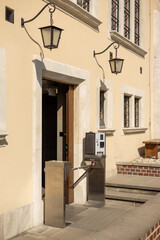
52,0,102,31
123,128,147,134
98,128,116,136
110,30,147,58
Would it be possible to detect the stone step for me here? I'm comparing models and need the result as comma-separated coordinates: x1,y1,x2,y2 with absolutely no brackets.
105,190,154,203
105,174,160,207
105,186,158,195
106,174,160,192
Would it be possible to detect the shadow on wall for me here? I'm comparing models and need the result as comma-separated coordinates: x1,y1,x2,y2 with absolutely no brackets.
0,139,8,147
138,146,145,157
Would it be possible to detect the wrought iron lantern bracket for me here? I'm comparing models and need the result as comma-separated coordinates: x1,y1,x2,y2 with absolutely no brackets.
93,41,119,58
21,3,56,28
93,41,124,75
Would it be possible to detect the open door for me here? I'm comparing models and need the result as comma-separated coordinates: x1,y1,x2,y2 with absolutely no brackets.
42,81,74,204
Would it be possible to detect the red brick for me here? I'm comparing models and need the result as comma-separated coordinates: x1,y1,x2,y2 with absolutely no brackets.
128,172,132,175
131,169,135,172
144,166,149,169
141,169,146,173
144,174,148,176
147,231,151,237
136,169,140,172
133,173,137,175
152,170,157,173
149,174,154,176
128,165,132,168
138,173,143,176
155,174,160,177
147,170,152,173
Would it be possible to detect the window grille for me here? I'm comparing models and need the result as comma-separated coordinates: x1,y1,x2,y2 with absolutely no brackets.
77,0,90,12
111,0,119,32
124,96,130,128
135,98,140,127
135,0,140,45
124,0,130,39
100,91,105,128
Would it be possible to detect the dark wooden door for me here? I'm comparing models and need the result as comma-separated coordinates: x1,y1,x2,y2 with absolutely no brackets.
66,85,74,204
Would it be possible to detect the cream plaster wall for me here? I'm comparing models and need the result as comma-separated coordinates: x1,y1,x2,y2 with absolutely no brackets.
0,0,154,238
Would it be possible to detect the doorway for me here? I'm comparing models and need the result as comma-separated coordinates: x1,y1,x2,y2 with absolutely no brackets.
42,80,74,203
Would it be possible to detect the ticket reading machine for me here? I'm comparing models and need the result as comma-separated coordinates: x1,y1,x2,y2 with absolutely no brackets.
84,132,106,207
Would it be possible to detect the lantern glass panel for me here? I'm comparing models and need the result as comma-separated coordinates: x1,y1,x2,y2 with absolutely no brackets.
41,27,51,47
115,58,124,73
53,28,61,47
109,59,116,73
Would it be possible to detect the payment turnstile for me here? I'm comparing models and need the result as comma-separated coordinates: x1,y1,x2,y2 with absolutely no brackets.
45,161,72,228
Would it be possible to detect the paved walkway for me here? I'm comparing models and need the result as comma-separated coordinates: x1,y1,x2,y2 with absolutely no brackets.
10,204,135,240
10,175,160,240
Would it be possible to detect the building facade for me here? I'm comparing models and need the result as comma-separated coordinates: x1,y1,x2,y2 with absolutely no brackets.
0,0,158,239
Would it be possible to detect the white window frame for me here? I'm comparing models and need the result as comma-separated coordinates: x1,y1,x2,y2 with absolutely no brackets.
108,0,146,57
71,0,99,19
121,85,147,134
97,79,115,135
54,0,101,30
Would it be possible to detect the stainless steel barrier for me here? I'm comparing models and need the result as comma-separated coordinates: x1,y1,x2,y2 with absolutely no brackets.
45,161,72,228
84,155,105,207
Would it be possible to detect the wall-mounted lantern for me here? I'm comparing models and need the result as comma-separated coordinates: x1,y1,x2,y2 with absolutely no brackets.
93,42,124,74
21,3,63,50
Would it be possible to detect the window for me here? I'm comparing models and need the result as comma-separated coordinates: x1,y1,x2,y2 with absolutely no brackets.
77,0,90,12
124,0,130,39
124,95,130,128
111,0,119,32
135,0,140,45
100,91,105,128
122,86,145,134
5,7,14,24
109,0,146,56
135,97,140,127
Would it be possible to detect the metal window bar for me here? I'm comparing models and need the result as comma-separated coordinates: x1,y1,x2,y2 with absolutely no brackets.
111,0,119,32
100,91,105,127
77,0,90,12
135,0,140,45
124,0,130,39
135,98,139,127
124,96,130,128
